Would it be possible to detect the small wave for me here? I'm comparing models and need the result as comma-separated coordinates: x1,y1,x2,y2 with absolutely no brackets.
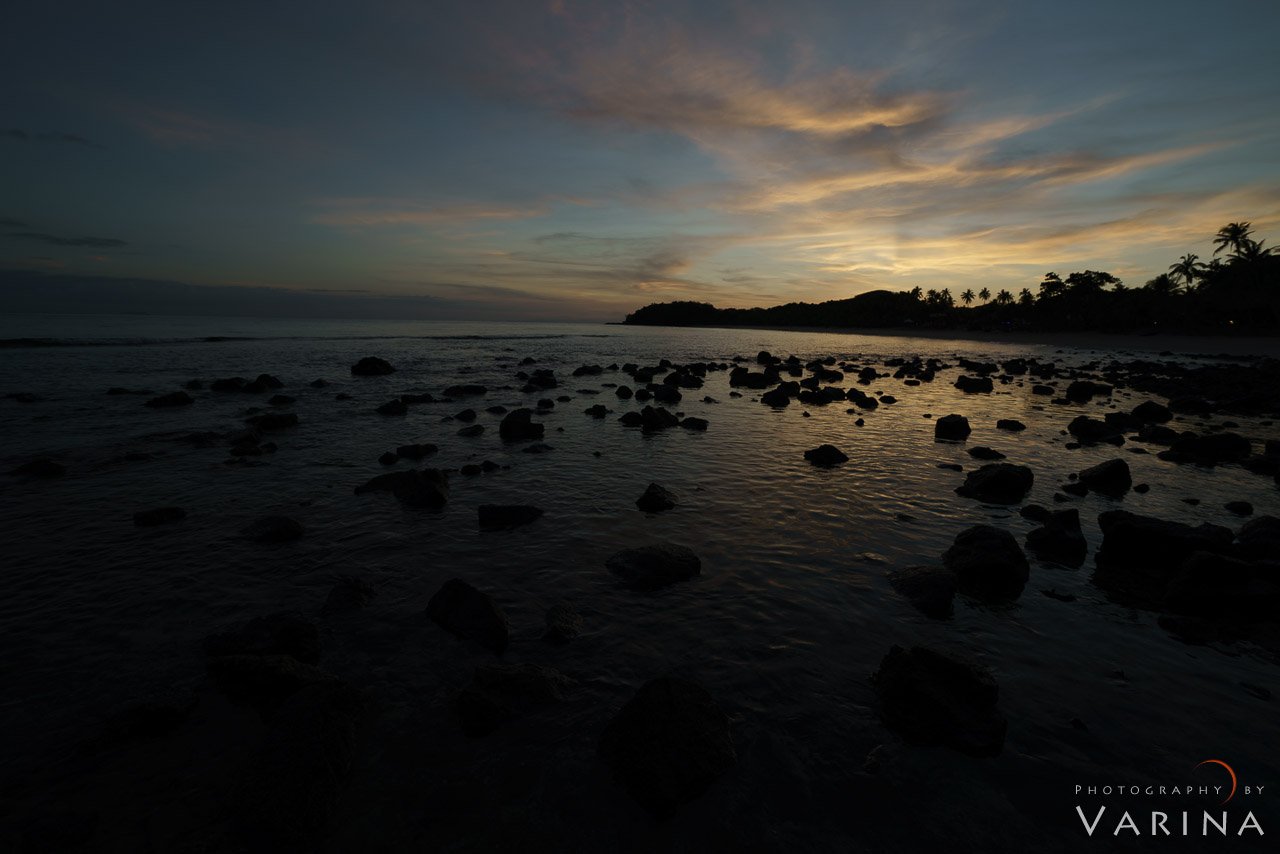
0,332,608,348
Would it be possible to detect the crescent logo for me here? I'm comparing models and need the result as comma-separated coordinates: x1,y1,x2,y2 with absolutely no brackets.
1196,759,1238,805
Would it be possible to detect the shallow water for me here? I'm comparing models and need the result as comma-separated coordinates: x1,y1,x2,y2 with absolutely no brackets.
1,317,1277,851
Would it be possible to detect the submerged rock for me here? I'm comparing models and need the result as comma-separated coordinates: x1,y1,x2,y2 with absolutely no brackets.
934,414,971,441
456,663,571,736
954,375,993,394
9,458,65,478
636,482,677,512
426,578,509,654
203,611,321,664
1095,511,1233,592
499,408,545,443
804,444,849,467
967,446,1005,460
145,391,194,408
320,575,376,616
543,601,583,643
351,356,395,376
133,506,186,527
1077,458,1131,497
477,504,543,530
942,525,1029,599
376,399,408,416
606,543,701,590
887,566,956,619
354,468,449,508
1025,509,1087,567
680,416,709,431
873,645,1006,756
996,419,1026,431
598,677,735,816
242,515,304,543
954,463,1033,504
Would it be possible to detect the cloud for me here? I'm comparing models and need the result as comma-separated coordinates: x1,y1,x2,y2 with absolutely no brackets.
311,197,553,227
7,232,127,248
2,128,102,148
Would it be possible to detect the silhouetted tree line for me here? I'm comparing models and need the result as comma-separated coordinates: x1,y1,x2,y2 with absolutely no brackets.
624,222,1280,333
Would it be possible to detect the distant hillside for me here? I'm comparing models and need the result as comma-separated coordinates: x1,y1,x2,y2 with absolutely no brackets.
624,290,924,329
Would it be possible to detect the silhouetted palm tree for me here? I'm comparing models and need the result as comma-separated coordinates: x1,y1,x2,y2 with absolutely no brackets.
1039,272,1065,300
994,289,1014,306
1018,288,1034,306
961,288,975,306
1213,222,1254,257
978,287,991,304
908,286,923,300
1144,273,1178,296
1168,253,1204,290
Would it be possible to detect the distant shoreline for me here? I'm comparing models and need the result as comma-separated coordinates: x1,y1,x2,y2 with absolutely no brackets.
613,322,1280,357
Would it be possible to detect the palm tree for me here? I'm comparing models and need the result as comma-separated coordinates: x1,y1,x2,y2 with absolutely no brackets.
1213,222,1254,257
1144,273,1178,296
908,286,923,300
960,288,975,307
1168,253,1203,290
1039,272,1065,300
1234,239,1273,262
1018,288,1034,306
978,287,991,304
994,289,1014,306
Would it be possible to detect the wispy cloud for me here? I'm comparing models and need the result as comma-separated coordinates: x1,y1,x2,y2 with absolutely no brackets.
311,197,554,227
3,128,102,148
7,231,127,248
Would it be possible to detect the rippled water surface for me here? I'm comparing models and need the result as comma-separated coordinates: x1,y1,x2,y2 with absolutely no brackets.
2,316,1278,851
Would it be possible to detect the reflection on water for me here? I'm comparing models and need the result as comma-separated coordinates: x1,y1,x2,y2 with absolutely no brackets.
1,319,1277,851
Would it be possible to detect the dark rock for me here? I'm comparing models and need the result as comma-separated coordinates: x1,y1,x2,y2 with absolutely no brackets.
1165,432,1252,465
247,412,298,430
543,602,583,643
1095,511,1233,588
1165,551,1280,619
269,394,295,406
235,680,363,851
499,408,545,442
426,579,509,653
456,663,571,737
204,611,321,664
309,379,328,388
1132,400,1172,423
955,463,1033,504
379,451,398,465
207,654,335,704
521,442,553,454
804,444,849,467
1020,504,1050,522
934,414,971,440
320,575,375,616
478,504,543,530
1236,515,1280,561
606,543,701,590
145,391,194,408
1032,384,1054,395
967,446,1005,460
351,356,395,376
454,408,477,422
636,482,676,512
354,468,449,508
457,424,484,437
1135,423,1179,445
242,515,304,543
954,375,993,393
1068,416,1122,445
761,387,791,407
133,506,186,527
444,383,487,397
1025,509,1087,567
396,443,437,459
1077,458,1131,497
887,566,956,618
680,416,709,431
1065,380,1112,402
1226,501,1254,516
873,645,1006,756
377,399,408,416
615,385,633,399
996,419,1026,431
942,525,1029,599
598,677,735,816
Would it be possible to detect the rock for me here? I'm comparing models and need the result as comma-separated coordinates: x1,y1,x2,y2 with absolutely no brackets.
207,654,336,704
606,543,701,590
444,383,487,397
235,680,363,851
618,405,679,433
598,677,735,816
9,458,66,478
268,394,295,406
615,386,633,399
955,463,1033,504
1025,509,1087,567
1132,401,1172,423
309,379,328,388
585,404,609,418
1065,380,1112,402
1067,416,1122,445
1164,432,1252,465
1077,458,1132,497
967,446,1006,460
320,575,376,616
942,525,1029,599
954,375,993,393
872,645,1006,756
1095,511,1233,589
543,602,583,643
354,468,449,508
499,408,544,443
203,611,321,664
133,506,186,527
376,399,407,416
680,416,709,431
457,424,484,437
887,566,956,618
379,451,398,465
1236,515,1280,561
761,387,791,407
351,356,395,376
1020,504,1050,522
242,515,304,543
934,414,971,440
1226,501,1254,516
1164,551,1280,619
1136,423,1179,445
636,482,676,512
477,504,543,530
247,412,298,431
521,442,553,454
804,444,849,467
396,443,437,460
425,579,509,653
456,663,571,736
145,391,194,408
996,419,1026,431
1032,384,1054,395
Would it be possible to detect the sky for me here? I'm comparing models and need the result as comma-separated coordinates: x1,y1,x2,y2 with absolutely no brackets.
3,0,1279,321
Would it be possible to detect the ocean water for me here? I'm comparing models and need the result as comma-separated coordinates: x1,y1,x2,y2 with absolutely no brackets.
1,315,1277,851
